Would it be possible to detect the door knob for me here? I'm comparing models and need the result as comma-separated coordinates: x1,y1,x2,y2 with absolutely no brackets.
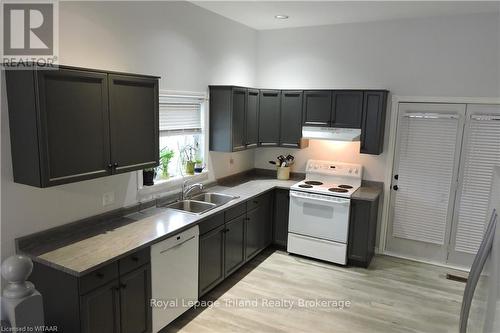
393,185,399,191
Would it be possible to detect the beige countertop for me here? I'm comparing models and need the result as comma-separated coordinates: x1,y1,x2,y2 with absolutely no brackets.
36,179,296,276
30,178,381,276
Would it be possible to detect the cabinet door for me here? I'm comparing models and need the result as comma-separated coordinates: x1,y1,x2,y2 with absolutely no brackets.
280,91,303,148
258,90,281,147
245,208,260,260
199,225,225,296
331,91,364,128
224,216,245,276
232,88,247,151
108,74,159,173
360,91,388,155
273,189,290,247
245,89,259,148
348,199,378,268
36,69,111,186
80,280,120,333
119,265,152,333
302,91,332,126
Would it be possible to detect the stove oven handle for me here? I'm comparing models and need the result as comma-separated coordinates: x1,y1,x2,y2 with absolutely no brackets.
290,191,350,205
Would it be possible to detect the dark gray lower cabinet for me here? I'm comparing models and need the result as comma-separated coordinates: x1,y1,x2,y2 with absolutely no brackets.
199,194,273,296
30,249,151,333
224,215,246,275
273,189,290,247
199,224,225,296
348,197,380,268
81,280,121,333
245,201,272,260
119,265,152,333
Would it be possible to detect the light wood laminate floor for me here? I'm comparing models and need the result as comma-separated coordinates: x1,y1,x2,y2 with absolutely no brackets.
165,249,465,333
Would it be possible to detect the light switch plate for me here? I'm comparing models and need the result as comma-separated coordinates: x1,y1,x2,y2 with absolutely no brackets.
102,192,115,206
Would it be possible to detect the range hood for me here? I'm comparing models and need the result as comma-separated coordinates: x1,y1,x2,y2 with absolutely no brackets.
302,126,361,142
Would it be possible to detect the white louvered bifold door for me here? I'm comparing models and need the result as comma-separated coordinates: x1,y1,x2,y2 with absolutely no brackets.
448,104,500,267
386,103,465,262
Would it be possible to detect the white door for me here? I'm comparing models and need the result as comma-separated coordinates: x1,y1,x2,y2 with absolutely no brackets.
448,104,500,267
386,103,466,262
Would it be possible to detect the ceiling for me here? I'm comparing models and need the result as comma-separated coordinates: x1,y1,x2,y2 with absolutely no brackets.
191,1,500,30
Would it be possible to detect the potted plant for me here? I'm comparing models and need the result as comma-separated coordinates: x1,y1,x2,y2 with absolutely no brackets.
180,143,198,175
159,148,174,179
194,158,204,173
142,168,156,186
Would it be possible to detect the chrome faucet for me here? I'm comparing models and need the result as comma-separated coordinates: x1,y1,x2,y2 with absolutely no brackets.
182,180,204,200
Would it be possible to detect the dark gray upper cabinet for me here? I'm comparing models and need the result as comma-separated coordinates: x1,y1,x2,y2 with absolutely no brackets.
108,75,159,174
232,88,247,151
245,89,259,148
331,90,364,128
209,86,247,152
5,65,160,187
302,90,332,126
258,90,281,146
280,91,303,148
361,91,388,155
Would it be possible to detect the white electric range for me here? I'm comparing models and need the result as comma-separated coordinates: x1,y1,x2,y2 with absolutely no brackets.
287,160,363,265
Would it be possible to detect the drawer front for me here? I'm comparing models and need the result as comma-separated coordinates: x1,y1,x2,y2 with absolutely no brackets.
80,262,119,295
225,202,246,221
119,247,150,275
199,212,224,235
247,192,271,211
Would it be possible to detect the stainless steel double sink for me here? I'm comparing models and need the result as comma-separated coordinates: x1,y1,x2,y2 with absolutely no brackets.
164,192,239,214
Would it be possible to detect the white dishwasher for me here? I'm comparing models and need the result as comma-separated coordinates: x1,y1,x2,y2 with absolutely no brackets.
151,225,199,332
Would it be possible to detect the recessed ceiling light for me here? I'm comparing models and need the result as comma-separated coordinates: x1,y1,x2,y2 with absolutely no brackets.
274,15,289,20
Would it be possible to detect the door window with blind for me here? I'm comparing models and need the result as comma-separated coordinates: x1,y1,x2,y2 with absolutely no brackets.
156,93,205,181
387,103,500,268
386,103,465,263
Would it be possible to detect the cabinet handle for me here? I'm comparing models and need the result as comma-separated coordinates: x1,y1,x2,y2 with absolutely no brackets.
120,283,127,289
107,164,113,169
114,163,118,167
304,121,328,125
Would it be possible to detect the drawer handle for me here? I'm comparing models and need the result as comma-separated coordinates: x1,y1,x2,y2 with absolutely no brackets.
253,200,258,204
96,272,104,279
120,283,127,289
131,256,139,262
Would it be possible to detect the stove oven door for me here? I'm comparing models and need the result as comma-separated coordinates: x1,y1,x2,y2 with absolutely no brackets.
288,190,351,243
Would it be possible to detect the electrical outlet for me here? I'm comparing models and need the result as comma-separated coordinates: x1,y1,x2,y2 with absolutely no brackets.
229,158,234,165
102,192,115,206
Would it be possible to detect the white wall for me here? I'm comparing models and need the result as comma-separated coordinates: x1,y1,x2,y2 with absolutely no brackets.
255,12,500,180
0,1,257,260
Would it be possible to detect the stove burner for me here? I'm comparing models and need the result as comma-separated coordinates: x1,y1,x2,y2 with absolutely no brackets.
305,180,323,186
328,188,349,193
298,184,313,188
338,184,353,189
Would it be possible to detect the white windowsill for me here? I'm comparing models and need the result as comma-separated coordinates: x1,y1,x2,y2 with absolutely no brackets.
137,170,209,197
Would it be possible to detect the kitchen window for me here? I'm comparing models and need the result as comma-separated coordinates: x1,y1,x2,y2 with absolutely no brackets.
138,91,208,194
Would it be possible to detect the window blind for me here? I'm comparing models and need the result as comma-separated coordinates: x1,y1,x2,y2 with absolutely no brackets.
392,113,461,244
454,115,500,254
159,93,203,134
